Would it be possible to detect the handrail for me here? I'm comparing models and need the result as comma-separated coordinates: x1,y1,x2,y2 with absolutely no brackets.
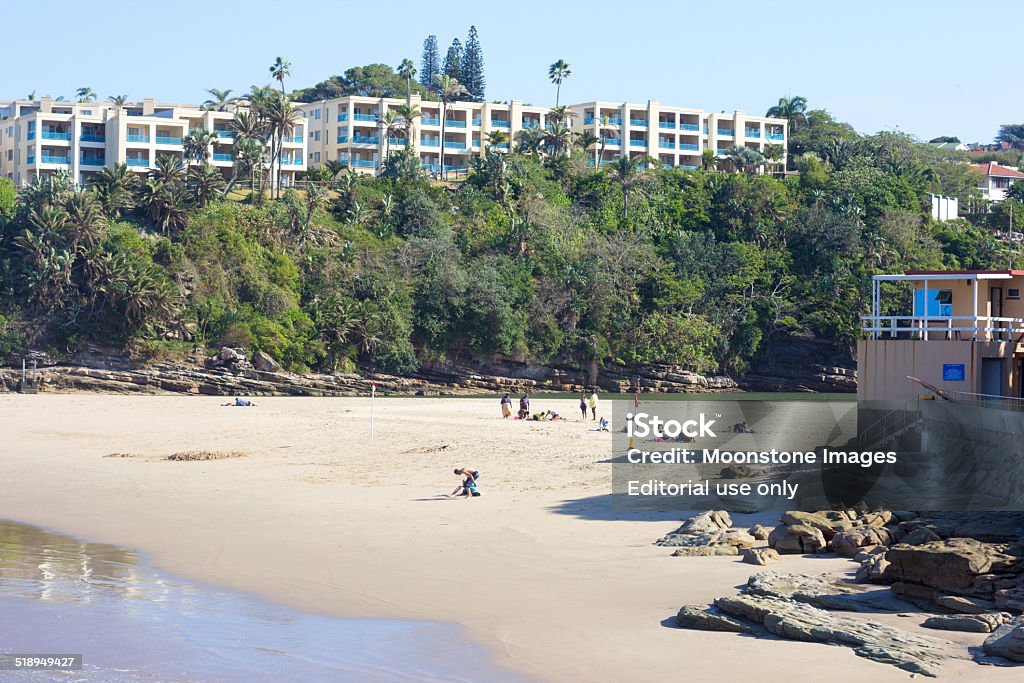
857,396,922,447
861,314,1024,340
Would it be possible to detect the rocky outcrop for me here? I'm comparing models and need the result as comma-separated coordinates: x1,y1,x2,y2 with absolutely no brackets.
657,511,756,555
742,548,780,566
983,615,1024,663
252,350,281,373
831,526,894,557
922,613,1011,633
675,605,752,633
768,523,827,554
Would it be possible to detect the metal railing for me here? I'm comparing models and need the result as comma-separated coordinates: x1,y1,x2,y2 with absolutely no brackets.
212,153,233,162
679,143,699,151
446,120,467,128
629,119,647,126
126,158,148,166
80,156,105,166
41,131,70,140
629,139,647,147
680,123,700,131
659,121,676,129
658,141,675,149
857,396,921,447
745,130,761,138
860,315,1024,341
41,154,69,164
767,133,785,140
490,120,510,128
950,391,1024,412
127,134,150,143
716,129,734,136
80,133,105,142
156,136,182,145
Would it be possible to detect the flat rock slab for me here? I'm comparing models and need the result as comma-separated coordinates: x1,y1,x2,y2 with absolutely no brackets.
922,613,1011,633
676,604,752,633
983,615,1024,663
712,593,949,677
746,571,910,612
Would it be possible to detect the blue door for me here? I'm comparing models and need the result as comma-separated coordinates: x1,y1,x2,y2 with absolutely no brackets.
981,358,1003,398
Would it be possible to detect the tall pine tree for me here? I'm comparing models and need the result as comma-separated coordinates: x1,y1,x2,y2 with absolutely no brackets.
420,35,439,87
443,39,463,82
461,26,485,101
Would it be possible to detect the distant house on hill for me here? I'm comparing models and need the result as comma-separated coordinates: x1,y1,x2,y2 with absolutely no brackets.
930,140,969,152
973,162,1024,202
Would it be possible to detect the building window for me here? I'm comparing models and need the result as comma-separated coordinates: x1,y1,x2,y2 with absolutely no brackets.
314,109,322,120
936,290,953,305
314,152,320,162
1009,288,1020,300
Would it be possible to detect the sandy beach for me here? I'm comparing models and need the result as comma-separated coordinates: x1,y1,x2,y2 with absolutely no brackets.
0,394,1018,682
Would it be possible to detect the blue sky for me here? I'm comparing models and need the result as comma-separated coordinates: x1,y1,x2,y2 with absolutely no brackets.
10,0,1019,143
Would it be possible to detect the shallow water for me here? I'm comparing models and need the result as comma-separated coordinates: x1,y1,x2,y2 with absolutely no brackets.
0,519,539,683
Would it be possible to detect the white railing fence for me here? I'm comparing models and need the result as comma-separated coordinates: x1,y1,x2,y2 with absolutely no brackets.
860,315,1024,341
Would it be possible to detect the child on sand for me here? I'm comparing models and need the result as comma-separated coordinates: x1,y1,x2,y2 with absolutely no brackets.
579,395,587,420
449,468,481,498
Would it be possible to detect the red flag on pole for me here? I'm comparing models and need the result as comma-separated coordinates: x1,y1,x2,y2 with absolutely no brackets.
634,393,639,409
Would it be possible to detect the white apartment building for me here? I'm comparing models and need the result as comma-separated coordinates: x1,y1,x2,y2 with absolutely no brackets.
0,97,306,187
570,100,787,170
298,95,553,175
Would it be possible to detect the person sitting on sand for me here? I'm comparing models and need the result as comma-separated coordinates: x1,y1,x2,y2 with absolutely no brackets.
733,421,754,433
545,409,560,421
449,467,481,498
598,416,609,431
518,393,530,419
500,393,513,419
222,397,256,407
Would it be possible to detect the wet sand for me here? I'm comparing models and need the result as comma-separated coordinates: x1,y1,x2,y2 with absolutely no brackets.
0,395,1018,682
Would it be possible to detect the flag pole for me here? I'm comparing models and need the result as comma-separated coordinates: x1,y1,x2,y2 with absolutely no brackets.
370,381,376,443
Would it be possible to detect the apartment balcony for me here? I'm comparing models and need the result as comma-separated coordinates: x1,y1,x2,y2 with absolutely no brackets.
716,148,730,155
444,141,468,150
215,131,235,139
156,136,183,145
745,130,761,138
490,120,510,128
420,138,440,147
680,123,700,132
716,129,734,137
494,142,509,150
522,119,541,129
388,137,407,146
659,121,676,129
80,156,105,166
41,131,70,141
472,118,482,126
41,154,70,164
337,134,348,144
658,141,675,149
26,155,35,163
629,139,647,147
126,158,149,167
80,133,105,143
446,119,467,128
583,116,595,125
604,117,623,126
27,132,35,141
679,143,699,151
280,158,302,166
421,116,440,126
337,113,349,122
285,135,304,143
353,113,378,122
350,159,377,168
212,153,234,162
127,134,151,143
682,165,698,170
629,119,647,127
602,137,621,146
767,133,785,140
351,135,379,145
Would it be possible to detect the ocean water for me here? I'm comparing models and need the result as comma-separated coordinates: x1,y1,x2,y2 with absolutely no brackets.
0,520,539,683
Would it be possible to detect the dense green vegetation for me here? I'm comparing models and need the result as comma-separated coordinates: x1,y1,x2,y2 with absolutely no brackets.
1,86,1022,380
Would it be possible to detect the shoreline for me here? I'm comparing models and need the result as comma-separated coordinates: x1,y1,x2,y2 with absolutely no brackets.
0,395,1001,683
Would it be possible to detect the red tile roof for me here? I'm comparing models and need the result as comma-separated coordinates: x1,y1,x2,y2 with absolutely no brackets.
972,162,1024,178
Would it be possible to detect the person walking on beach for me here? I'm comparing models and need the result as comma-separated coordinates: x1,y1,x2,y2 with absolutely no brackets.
501,393,513,419
589,391,599,420
449,467,480,498
579,395,587,420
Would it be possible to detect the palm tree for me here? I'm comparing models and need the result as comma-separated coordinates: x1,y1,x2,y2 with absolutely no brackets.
63,191,106,253
514,127,545,156
264,94,302,197
269,57,291,96
224,137,266,195
763,144,785,175
548,60,571,107
75,87,97,103
229,110,264,142
548,105,574,126
765,95,808,131
183,128,217,164
486,130,508,149
107,94,129,109
92,163,139,217
149,154,186,186
204,88,234,112
397,58,417,105
140,180,192,234
606,155,656,219
576,131,600,166
188,163,226,207
432,74,470,180
26,90,36,101
723,146,766,176
543,121,573,156
379,110,406,163
700,148,718,171
393,103,421,143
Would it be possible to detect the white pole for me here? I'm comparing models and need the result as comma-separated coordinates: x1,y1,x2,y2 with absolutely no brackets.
370,381,376,443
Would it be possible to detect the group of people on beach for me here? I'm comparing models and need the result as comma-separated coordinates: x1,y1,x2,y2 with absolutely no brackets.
499,391,601,422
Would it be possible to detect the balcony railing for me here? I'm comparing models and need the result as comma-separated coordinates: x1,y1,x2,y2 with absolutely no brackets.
41,131,70,140
445,141,467,149
490,120,510,128
337,135,348,143
27,132,35,140
26,155,35,163
80,133,105,143
281,158,302,165
602,137,621,145
80,156,105,166
861,315,1024,341
766,133,785,140
353,113,378,122
445,119,467,128
682,165,698,170
679,143,699,151
286,135,303,143
680,123,700,131
337,113,349,122
716,148,730,155
629,139,647,147
41,154,69,164
420,138,440,147
156,136,183,145
351,136,379,145
659,141,675,149
212,153,234,162
659,121,676,129
745,130,761,138
215,131,234,139
522,120,541,129
629,119,647,127
494,142,510,150
472,118,482,126
583,116,595,125
126,158,149,167
716,129,734,136
127,134,150,143
421,117,440,126
388,137,407,146
604,117,623,126
350,159,377,168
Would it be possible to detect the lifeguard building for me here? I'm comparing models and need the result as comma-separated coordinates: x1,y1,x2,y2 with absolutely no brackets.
859,270,1024,404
